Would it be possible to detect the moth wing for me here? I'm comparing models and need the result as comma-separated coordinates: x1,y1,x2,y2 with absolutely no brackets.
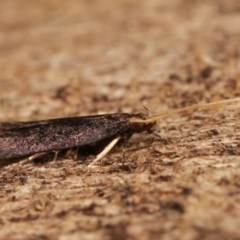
0,121,49,131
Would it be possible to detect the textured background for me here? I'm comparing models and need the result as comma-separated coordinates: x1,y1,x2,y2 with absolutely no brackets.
1,0,240,239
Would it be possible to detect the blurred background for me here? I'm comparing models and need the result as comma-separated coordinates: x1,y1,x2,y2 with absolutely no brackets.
1,0,240,120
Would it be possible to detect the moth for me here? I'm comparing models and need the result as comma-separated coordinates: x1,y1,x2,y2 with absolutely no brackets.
0,98,239,166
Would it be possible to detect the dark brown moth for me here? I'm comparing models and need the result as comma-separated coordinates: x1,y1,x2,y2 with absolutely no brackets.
0,98,239,165
0,113,155,162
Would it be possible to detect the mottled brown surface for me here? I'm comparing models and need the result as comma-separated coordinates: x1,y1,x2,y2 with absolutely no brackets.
1,0,240,239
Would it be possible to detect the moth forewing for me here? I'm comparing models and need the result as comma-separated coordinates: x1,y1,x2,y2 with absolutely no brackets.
0,113,154,160
1,97,240,164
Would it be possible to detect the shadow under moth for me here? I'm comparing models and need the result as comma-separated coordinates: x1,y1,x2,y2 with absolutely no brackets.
0,98,239,166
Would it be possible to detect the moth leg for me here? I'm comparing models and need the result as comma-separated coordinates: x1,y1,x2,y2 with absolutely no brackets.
28,152,46,161
88,136,121,167
53,151,59,161
74,147,79,160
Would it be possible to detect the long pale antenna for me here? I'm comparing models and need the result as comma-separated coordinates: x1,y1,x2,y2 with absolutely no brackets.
130,97,240,123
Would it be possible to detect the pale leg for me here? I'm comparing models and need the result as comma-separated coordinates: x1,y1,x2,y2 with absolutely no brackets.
28,152,45,161
88,137,121,167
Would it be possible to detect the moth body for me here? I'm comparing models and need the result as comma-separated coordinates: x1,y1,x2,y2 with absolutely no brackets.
0,113,155,160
